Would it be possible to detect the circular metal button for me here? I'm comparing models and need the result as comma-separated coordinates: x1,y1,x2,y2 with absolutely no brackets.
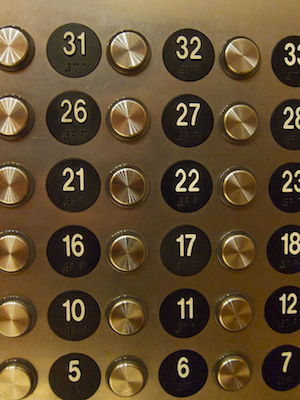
0,96,34,140
108,295,147,335
0,231,34,274
0,358,37,399
216,293,253,332
0,26,35,71
220,37,260,79
0,296,36,338
108,231,148,272
0,163,34,207
107,164,149,207
219,168,257,207
214,354,251,391
107,98,150,141
221,103,258,143
107,30,150,74
219,232,255,270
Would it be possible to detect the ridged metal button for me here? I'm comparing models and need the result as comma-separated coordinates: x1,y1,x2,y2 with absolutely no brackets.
219,232,255,270
107,356,147,397
0,96,34,140
219,168,257,206
220,37,260,79
222,103,258,142
108,295,147,335
0,231,34,273
108,231,147,272
216,294,253,332
0,358,37,399
108,30,150,74
0,164,34,207
214,354,251,391
107,98,150,141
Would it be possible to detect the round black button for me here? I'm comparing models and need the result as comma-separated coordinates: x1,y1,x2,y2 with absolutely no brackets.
49,353,100,400
159,350,208,397
46,91,101,145
159,288,209,338
47,23,101,77
262,345,300,391
265,286,300,333
47,226,100,278
272,36,300,87
161,160,212,212
163,29,214,81
46,159,100,212
48,291,100,341
267,225,300,274
162,94,213,147
269,162,300,213
270,99,300,150
160,225,211,276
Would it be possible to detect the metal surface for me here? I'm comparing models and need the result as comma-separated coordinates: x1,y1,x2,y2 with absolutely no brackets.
219,232,255,270
220,168,257,206
215,355,251,391
108,297,146,335
222,103,258,142
0,301,30,338
0,165,30,206
216,294,253,332
0,97,29,138
0,27,29,68
0,0,299,398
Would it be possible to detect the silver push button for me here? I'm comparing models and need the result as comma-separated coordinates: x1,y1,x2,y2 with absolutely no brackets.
219,232,255,270
216,293,253,332
214,354,251,391
220,37,260,79
0,231,34,273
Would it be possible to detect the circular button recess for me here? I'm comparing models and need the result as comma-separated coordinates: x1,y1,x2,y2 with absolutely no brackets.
160,225,211,276
216,293,253,332
47,226,100,278
46,159,100,212
0,295,36,338
214,354,251,391
107,295,147,336
106,97,150,141
107,230,148,272
0,358,37,400
270,99,300,150
0,163,34,207
107,30,151,74
48,290,100,341
221,103,258,143
107,356,147,397
160,288,209,338
0,26,35,72
46,91,101,145
0,230,35,274
106,164,149,207
163,28,214,81
272,36,300,87
161,160,212,213
265,286,300,334
262,345,300,391
159,350,208,397
47,23,101,77
162,94,213,147
219,167,257,207
218,231,255,270
269,162,300,213
0,95,34,140
49,353,100,400
220,37,260,79
267,225,300,274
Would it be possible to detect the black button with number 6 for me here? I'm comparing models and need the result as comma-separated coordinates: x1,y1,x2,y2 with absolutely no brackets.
49,353,101,400
46,159,100,212
272,36,300,87
162,94,213,147
163,28,214,81
47,23,101,77
47,91,101,145
161,160,212,212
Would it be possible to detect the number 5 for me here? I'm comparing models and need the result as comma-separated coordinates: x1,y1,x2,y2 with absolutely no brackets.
68,360,81,382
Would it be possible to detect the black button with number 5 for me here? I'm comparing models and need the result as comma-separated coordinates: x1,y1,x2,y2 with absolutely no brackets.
272,36,300,87
47,23,101,77
47,91,101,145
49,353,101,400
46,159,100,212
162,94,213,147
161,160,212,212
163,29,214,81
269,162,300,213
